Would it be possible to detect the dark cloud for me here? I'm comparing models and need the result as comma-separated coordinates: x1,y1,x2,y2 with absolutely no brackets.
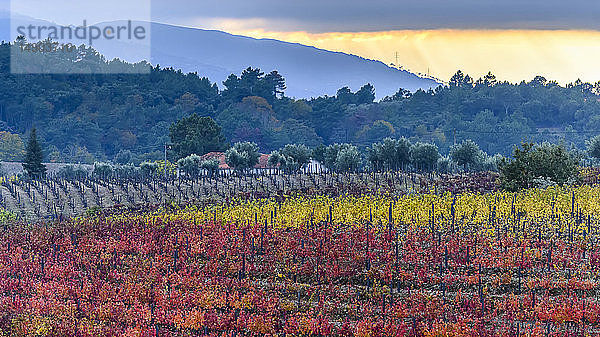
151,0,600,32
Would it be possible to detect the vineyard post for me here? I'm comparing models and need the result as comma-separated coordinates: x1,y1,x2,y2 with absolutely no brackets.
164,144,171,181
571,190,575,217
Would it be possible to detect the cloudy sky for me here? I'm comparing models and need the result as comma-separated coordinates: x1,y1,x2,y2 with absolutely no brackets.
6,0,600,84
149,0,600,84
151,0,600,32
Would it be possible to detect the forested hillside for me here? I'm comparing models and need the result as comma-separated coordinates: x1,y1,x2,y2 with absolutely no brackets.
1,41,600,163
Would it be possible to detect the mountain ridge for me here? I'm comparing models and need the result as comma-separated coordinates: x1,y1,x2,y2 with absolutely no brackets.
145,21,440,98
0,14,440,98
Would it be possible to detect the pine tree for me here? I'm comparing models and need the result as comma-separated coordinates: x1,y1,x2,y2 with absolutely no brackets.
22,127,46,178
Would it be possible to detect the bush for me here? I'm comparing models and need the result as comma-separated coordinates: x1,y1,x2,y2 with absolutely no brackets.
93,162,113,179
410,142,440,171
177,154,203,177
57,164,88,180
225,142,260,171
499,142,580,191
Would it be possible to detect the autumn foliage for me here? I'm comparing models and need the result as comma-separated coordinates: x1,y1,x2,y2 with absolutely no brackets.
1,186,600,336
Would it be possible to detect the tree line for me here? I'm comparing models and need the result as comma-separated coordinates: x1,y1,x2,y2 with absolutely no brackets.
8,120,597,193
2,41,600,165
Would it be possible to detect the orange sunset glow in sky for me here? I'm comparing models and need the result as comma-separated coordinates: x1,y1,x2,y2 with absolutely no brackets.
146,0,599,85
205,26,600,85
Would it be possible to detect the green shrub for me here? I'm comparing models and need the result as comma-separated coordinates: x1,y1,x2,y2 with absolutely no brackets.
499,142,580,191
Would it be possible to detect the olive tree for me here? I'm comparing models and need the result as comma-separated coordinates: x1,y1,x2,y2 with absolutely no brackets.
322,143,360,172
450,139,484,171
410,142,440,171
177,154,203,177
113,164,139,178
269,144,311,173
367,137,411,171
140,161,159,177
93,162,113,179
200,159,220,176
587,135,600,160
225,142,260,172
56,164,88,180
335,145,361,172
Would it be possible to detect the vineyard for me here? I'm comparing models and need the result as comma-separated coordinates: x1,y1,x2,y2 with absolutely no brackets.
1,185,600,336
0,172,499,222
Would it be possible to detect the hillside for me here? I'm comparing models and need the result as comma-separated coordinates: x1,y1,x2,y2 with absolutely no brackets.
146,23,439,99
0,15,439,98
1,15,600,163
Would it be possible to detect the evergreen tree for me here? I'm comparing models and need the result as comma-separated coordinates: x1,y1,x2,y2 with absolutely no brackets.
169,115,228,161
22,127,47,178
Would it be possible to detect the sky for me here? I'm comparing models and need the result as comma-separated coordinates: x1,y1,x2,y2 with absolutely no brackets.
149,0,600,85
5,0,600,84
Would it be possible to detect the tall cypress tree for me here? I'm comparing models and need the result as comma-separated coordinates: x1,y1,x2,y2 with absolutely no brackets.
22,127,46,178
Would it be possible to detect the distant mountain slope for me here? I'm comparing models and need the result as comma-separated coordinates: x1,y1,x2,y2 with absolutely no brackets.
0,14,439,98
146,23,439,99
